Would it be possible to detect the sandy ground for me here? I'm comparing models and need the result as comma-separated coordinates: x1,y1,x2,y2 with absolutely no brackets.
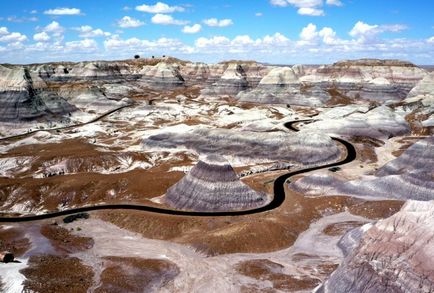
62,211,369,293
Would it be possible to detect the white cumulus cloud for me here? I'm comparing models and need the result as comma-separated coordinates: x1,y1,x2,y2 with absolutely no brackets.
43,21,64,34
0,32,27,43
350,21,407,43
151,14,188,25
182,24,202,34
118,16,145,28
75,25,111,38
136,2,184,13
326,0,342,6
298,7,324,16
270,0,344,16
203,18,233,27
44,8,81,15
33,32,50,42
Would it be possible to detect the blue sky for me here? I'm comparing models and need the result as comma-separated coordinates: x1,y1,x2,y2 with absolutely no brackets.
0,0,433,64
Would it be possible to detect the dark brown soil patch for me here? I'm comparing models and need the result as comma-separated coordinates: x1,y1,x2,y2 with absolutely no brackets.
20,255,94,293
95,256,179,293
0,139,190,213
237,259,319,291
347,198,404,220
40,224,94,254
97,179,400,256
351,136,384,163
406,111,432,136
0,226,31,256
326,88,353,106
323,221,366,236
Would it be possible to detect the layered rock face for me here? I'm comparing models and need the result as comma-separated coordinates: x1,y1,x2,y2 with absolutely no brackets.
143,126,341,165
237,65,331,106
201,62,266,96
301,59,427,102
140,62,185,88
291,136,434,201
318,200,434,293
31,61,133,82
403,71,434,114
236,59,426,106
164,155,267,211
0,65,76,121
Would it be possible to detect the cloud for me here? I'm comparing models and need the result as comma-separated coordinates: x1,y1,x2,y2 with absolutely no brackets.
75,25,111,38
4,24,434,65
298,7,324,16
65,39,98,52
44,8,81,15
195,36,230,47
136,2,185,13
270,0,343,16
298,23,341,45
0,27,27,43
255,12,263,17
182,24,202,34
33,32,50,42
203,18,233,27
0,27,9,35
300,23,319,41
104,35,188,54
43,21,64,34
117,16,145,28
326,0,342,6
151,14,188,25
5,16,38,23
0,32,27,43
195,33,291,52
349,21,407,43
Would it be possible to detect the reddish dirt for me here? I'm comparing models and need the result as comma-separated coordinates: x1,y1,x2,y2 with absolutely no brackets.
237,259,319,291
0,139,189,213
0,225,31,257
326,88,354,106
96,180,403,256
20,255,94,293
40,224,94,254
406,111,432,136
350,136,384,163
391,136,428,157
95,256,179,293
323,221,366,236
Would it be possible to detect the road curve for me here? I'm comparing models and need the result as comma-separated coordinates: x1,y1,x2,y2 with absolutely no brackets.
0,119,356,222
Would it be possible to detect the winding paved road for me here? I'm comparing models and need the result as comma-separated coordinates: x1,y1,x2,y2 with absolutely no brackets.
0,119,356,222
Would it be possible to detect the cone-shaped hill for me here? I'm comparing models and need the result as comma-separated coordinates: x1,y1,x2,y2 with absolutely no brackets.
164,155,268,212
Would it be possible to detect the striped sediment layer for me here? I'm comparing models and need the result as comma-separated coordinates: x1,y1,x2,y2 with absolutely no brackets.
0,65,76,122
318,200,434,292
164,155,267,212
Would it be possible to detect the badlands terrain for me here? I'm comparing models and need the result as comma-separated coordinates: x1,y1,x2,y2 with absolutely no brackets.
0,56,433,292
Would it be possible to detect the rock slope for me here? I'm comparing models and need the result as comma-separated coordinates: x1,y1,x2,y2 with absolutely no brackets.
164,155,267,211
237,65,331,106
318,200,434,293
291,136,434,201
143,126,341,165
0,65,76,121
